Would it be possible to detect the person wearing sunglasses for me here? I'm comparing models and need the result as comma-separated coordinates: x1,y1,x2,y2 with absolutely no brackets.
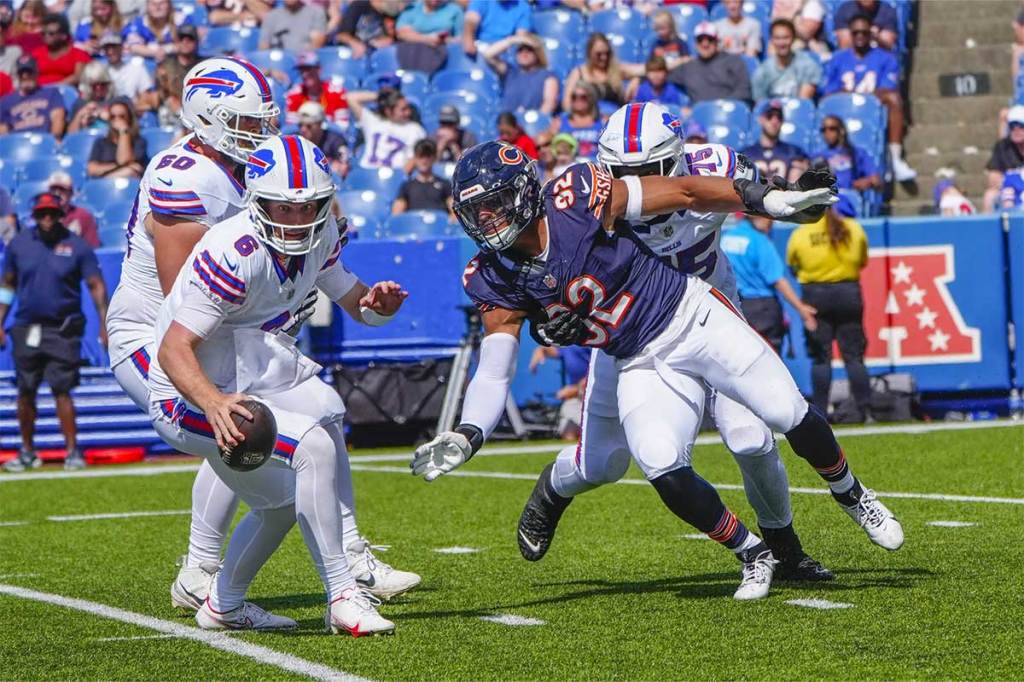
984,105,1024,212
562,32,643,112
821,13,915,182
814,114,881,193
31,13,90,86
86,96,148,178
742,99,809,185
668,21,752,104
541,81,603,160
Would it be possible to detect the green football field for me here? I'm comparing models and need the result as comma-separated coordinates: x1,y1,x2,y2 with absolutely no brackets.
1,421,1021,681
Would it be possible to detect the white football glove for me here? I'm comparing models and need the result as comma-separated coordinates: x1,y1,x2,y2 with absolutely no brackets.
763,187,838,218
410,431,473,482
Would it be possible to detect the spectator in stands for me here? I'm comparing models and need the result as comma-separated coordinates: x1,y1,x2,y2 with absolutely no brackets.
648,10,689,70
933,174,976,216
563,33,642,110
721,215,817,355
822,14,916,182
99,32,150,100
715,0,762,57
984,105,1024,212
7,0,45,54
392,139,452,216
0,185,15,244
742,100,809,184
122,0,176,59
462,0,531,58
628,55,687,106
396,0,462,45
483,33,558,115
349,88,425,170
433,104,477,163
834,0,898,51
0,56,66,136
73,0,123,54
786,193,870,421
136,55,184,130
497,111,538,160
286,52,349,126
529,344,591,441
259,0,327,51
32,14,90,86
170,23,201,71
540,131,579,181
67,60,115,133
337,0,397,59
0,191,108,473
0,8,25,77
86,97,147,178
0,68,11,97
815,115,882,193
668,21,752,104
752,18,821,100
684,119,707,144
203,0,271,28
46,171,99,246
543,80,603,160
771,0,827,55
1000,168,1024,211
296,101,349,177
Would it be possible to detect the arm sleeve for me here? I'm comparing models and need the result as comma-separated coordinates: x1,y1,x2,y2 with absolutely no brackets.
190,248,247,311
459,332,518,438
395,6,414,30
175,280,226,339
316,236,359,301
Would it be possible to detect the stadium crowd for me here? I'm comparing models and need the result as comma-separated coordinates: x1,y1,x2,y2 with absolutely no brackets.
0,0,925,249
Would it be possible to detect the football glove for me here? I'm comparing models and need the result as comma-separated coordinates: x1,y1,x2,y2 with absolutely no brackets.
764,163,837,223
411,431,473,482
734,178,837,220
530,310,589,347
283,289,319,337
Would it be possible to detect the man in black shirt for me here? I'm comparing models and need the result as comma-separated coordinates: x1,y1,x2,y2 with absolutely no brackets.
984,105,1024,211
392,139,452,216
668,21,751,104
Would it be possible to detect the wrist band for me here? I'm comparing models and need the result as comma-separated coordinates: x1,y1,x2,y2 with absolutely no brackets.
0,288,13,305
622,174,644,221
454,423,484,457
359,305,394,326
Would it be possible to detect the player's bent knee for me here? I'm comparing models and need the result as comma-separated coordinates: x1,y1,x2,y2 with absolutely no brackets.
293,425,335,470
722,423,774,457
761,394,808,434
631,433,690,480
582,447,631,485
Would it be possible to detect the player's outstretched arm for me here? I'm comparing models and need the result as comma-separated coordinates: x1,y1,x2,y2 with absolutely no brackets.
411,307,525,482
336,279,409,325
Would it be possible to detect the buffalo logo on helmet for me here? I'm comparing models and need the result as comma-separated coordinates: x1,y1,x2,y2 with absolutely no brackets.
312,146,330,174
662,112,683,140
247,148,277,179
184,68,244,102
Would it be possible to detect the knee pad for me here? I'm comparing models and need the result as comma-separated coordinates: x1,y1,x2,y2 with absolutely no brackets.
721,422,774,457
631,432,690,481
760,392,809,434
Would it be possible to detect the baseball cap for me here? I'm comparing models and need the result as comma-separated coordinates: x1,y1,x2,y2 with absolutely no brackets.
32,192,65,215
296,51,320,69
15,55,37,74
177,23,198,39
1008,105,1024,126
98,31,122,47
47,171,73,189
551,133,578,155
297,100,325,124
438,104,460,125
694,21,718,39
763,99,785,119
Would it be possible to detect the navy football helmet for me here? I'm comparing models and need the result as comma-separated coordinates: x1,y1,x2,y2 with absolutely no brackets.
452,141,543,252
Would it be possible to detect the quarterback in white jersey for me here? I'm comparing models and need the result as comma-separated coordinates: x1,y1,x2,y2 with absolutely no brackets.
149,135,405,636
517,103,834,579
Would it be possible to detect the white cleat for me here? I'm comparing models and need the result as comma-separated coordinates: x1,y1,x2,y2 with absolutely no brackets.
196,598,297,631
841,488,905,551
892,156,917,182
170,556,220,613
346,538,421,601
734,549,778,601
326,588,395,637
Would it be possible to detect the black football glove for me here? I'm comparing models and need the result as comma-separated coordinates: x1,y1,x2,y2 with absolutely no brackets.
796,161,838,192
529,310,589,347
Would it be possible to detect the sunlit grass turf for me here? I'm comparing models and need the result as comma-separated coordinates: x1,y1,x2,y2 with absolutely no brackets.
0,424,1021,681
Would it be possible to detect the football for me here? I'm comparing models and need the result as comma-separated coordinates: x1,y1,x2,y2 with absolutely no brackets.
219,399,277,472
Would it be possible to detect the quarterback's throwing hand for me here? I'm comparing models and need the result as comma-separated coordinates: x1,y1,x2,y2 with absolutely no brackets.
410,431,473,482
360,280,408,316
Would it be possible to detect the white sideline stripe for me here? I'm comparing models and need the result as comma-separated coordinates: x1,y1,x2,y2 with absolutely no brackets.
46,510,191,522
479,614,546,626
433,546,482,554
926,520,978,528
0,584,373,682
681,533,710,541
0,521,30,527
0,420,1020,484
786,598,854,610
349,465,1024,506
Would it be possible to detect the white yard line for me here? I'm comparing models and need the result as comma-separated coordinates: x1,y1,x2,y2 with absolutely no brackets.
0,584,373,682
349,464,1024,506
95,634,181,642
0,463,201,484
433,547,483,554
0,521,30,527
479,614,546,626
47,510,191,522
926,521,978,528
785,598,854,610
681,533,711,540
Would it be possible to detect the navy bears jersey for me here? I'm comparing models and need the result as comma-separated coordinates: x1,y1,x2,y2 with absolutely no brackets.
741,140,809,184
463,162,688,359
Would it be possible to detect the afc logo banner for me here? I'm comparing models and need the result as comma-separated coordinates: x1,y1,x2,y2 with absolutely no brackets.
852,246,981,366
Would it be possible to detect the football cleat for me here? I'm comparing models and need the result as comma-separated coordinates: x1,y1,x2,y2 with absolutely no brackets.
326,588,395,637
759,524,834,582
734,546,778,601
3,449,41,473
517,462,573,562
838,488,905,551
891,156,917,183
346,538,421,600
170,556,220,613
63,448,86,471
196,598,297,631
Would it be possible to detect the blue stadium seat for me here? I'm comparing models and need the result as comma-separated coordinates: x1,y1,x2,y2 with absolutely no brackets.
79,177,140,211
518,110,553,138
741,54,759,78
605,34,645,64
753,98,817,150
248,49,298,86
589,8,646,38
432,161,456,181
666,3,708,48
431,68,501,96
382,210,451,242
176,3,207,26
60,130,104,164
317,47,368,82
422,90,494,120
533,9,586,43
539,37,578,79
203,26,260,55
368,45,401,74
345,214,381,239
56,84,79,112
690,99,752,149
837,188,865,217
344,166,405,200
0,161,18,192
337,189,392,223
0,133,59,167
19,156,86,186
141,127,177,157
13,180,50,214
818,93,886,158
98,225,128,247
443,44,479,73
709,0,770,25
98,201,135,230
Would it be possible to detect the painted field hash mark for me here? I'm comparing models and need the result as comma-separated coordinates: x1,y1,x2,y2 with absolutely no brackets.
926,520,977,527
479,614,546,626
786,599,854,610
681,533,711,540
434,547,483,554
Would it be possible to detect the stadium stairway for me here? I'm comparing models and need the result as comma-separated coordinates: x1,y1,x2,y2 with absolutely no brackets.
894,0,1018,215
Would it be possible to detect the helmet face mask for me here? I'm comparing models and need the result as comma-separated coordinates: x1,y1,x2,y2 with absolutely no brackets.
213,107,280,163
252,196,332,256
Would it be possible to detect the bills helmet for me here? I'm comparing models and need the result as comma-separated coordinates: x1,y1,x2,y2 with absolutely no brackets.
598,102,686,179
452,141,543,252
244,135,335,256
181,57,280,164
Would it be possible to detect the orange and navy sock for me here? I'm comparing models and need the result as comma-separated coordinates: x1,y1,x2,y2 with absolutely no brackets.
708,509,762,553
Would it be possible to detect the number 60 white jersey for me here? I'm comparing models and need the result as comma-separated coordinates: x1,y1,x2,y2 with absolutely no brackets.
106,135,247,369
